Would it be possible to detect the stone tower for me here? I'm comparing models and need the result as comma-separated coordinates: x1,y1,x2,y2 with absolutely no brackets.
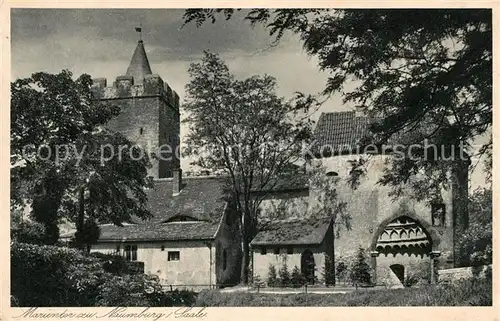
91,39,181,179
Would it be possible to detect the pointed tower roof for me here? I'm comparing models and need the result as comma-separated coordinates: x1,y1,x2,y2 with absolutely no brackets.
126,40,152,84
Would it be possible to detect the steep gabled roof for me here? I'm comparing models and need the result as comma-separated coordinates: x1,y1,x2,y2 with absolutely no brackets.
143,176,230,224
126,40,152,84
311,111,371,157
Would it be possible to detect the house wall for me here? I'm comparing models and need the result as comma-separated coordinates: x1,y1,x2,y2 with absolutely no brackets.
251,245,326,284
91,240,216,287
310,155,455,283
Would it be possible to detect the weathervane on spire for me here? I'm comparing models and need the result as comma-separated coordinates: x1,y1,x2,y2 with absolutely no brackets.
135,22,143,41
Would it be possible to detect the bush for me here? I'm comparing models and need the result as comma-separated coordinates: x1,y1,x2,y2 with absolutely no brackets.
350,247,371,287
290,265,305,288
96,274,164,306
11,242,195,307
267,265,278,287
278,262,291,287
11,241,105,306
11,220,46,245
321,255,335,286
336,261,348,285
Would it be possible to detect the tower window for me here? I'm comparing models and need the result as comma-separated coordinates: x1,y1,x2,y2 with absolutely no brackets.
168,251,180,261
431,203,446,226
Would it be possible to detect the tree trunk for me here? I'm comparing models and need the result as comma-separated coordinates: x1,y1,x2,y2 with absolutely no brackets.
31,172,64,244
452,157,470,267
240,233,250,285
75,186,85,250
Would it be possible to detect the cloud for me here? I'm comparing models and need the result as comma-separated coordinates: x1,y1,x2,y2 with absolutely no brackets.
10,9,358,172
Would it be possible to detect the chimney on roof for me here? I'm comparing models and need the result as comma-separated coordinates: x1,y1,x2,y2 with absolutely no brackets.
173,168,182,196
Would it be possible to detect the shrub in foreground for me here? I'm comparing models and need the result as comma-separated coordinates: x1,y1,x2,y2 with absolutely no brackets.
11,242,196,307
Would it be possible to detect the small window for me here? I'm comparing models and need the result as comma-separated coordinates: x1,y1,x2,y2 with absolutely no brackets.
273,247,280,255
161,245,165,251
431,203,446,227
287,247,293,255
139,127,144,135
261,247,267,255
222,249,227,270
326,171,339,177
125,245,138,261
168,251,180,261
116,245,120,253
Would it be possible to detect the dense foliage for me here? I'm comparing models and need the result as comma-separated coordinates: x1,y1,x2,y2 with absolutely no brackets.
458,187,492,266
11,242,196,307
183,52,314,283
11,70,153,246
184,9,492,191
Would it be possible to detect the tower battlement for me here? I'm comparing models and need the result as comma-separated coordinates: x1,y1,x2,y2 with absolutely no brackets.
91,75,180,110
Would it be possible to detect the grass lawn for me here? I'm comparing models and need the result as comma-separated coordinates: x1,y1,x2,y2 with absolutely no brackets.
195,278,491,306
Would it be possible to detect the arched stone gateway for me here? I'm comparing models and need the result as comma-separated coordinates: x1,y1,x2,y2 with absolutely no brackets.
376,216,432,256
371,216,438,287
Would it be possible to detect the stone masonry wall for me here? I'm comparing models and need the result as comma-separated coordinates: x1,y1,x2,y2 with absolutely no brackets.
92,75,180,179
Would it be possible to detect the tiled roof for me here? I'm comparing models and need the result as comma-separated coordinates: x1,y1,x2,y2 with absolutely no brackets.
60,221,220,242
250,217,332,246
311,111,372,157
311,111,435,158
143,176,229,224
59,176,229,242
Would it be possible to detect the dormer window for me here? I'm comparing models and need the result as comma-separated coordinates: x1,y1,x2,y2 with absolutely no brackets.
139,127,144,135
326,171,339,177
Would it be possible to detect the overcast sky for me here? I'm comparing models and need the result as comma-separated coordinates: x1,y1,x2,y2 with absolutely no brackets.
11,9,488,188
11,9,351,112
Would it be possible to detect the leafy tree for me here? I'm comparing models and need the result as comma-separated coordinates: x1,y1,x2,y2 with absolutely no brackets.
350,247,371,288
183,52,313,284
183,9,493,266
458,187,492,267
267,264,278,287
11,70,153,246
